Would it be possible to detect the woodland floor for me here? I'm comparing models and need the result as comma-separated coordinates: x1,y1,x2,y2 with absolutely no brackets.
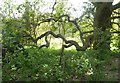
103,57,119,81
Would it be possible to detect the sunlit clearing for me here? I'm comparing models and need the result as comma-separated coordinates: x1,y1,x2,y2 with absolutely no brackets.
48,37,82,50
50,38,62,49
48,38,77,50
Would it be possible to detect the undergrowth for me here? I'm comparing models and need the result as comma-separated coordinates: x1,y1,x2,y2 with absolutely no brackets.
2,47,119,81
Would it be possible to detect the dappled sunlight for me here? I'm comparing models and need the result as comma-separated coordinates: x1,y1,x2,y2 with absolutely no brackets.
1,0,120,81
50,38,63,49
48,37,83,50
85,68,93,76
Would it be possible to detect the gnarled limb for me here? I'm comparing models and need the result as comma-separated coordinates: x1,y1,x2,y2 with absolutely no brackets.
30,31,94,51
38,14,85,46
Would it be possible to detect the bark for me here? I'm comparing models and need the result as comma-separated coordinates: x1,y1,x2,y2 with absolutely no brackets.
24,31,94,51
93,2,113,50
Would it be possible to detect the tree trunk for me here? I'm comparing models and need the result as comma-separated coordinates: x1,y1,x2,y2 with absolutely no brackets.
93,2,112,50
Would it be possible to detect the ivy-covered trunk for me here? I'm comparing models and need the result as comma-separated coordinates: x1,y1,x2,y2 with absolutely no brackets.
93,2,113,50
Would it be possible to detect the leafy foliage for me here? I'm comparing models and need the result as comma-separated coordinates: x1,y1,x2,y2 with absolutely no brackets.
1,0,120,82
2,48,96,81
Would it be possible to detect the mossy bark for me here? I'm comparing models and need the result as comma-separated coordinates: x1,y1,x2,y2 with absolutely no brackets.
93,2,112,50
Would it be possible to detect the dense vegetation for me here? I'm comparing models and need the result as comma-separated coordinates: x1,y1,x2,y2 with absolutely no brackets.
0,0,120,82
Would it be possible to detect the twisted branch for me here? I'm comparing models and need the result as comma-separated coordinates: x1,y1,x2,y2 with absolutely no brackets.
38,14,84,45
24,31,94,51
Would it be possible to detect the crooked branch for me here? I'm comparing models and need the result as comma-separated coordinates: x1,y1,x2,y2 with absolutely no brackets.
38,14,85,45
24,31,94,51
